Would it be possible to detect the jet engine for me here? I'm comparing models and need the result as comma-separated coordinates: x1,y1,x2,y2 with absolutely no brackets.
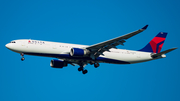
50,59,68,68
70,48,90,57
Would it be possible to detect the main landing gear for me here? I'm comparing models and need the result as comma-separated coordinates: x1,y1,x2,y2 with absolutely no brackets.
20,53,25,61
78,66,88,74
77,62,88,74
77,62,100,74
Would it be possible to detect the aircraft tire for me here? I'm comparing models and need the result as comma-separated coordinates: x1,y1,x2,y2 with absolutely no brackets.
21,57,25,61
94,63,100,68
78,67,82,71
82,70,88,74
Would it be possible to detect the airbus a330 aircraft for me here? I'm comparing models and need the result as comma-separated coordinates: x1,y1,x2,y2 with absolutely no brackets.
5,25,177,74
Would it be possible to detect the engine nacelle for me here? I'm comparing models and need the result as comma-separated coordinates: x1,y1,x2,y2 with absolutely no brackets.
70,48,90,57
50,59,68,68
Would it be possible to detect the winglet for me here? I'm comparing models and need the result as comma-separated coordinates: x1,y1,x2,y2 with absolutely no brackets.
142,25,148,30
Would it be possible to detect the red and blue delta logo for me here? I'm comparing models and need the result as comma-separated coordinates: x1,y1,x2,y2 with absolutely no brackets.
139,32,167,53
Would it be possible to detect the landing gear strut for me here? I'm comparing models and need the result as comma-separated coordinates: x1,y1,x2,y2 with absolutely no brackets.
20,53,25,61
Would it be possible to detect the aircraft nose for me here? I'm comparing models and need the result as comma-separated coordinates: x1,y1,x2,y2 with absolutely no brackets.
5,43,9,48
5,42,19,52
5,43,12,49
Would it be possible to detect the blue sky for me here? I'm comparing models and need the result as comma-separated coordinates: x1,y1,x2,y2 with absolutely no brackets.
1,0,180,101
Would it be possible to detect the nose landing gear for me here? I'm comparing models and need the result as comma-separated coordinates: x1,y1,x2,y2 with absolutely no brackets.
20,53,25,61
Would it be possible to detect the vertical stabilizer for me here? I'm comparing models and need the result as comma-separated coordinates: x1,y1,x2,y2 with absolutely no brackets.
139,32,167,53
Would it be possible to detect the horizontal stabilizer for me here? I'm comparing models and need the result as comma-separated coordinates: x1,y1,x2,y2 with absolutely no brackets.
151,47,177,58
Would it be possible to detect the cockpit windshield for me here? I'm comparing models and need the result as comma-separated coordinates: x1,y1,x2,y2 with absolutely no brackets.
10,41,16,43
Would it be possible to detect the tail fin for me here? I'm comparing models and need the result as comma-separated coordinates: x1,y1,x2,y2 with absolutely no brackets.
139,32,168,53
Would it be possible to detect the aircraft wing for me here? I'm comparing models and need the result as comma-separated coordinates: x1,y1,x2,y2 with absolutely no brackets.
86,25,148,59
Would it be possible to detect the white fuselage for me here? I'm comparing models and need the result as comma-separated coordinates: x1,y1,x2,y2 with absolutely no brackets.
5,39,163,64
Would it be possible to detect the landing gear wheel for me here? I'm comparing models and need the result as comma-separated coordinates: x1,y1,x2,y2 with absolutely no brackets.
21,57,25,61
94,63,100,68
78,67,83,71
82,70,88,74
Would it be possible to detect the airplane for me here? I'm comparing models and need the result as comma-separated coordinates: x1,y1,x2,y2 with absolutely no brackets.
5,25,177,74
